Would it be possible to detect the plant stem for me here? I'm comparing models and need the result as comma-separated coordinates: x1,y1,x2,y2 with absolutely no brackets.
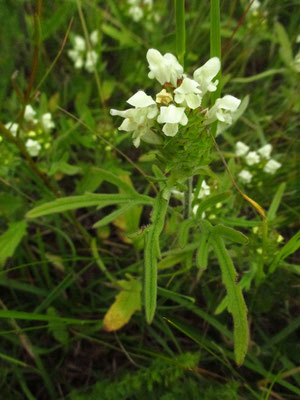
175,0,186,67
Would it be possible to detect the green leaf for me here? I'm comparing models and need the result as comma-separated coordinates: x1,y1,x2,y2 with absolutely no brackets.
267,182,286,222
144,190,169,324
93,202,138,228
213,225,248,245
26,193,154,218
47,307,69,345
0,220,27,267
275,22,293,67
194,191,231,218
210,233,248,365
196,233,209,269
269,230,300,274
178,219,195,248
103,278,142,332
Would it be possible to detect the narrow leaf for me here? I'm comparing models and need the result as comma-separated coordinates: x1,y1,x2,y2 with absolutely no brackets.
26,193,153,218
196,233,209,269
195,192,231,218
0,220,27,267
93,202,137,228
267,182,286,222
213,225,248,244
210,233,248,365
144,190,169,324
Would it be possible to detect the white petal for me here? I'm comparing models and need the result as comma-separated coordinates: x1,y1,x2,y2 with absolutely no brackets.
179,111,188,126
174,77,201,95
185,93,201,109
146,106,158,119
119,119,136,132
162,123,179,137
194,57,220,82
157,104,185,124
74,35,86,51
218,95,241,111
127,91,155,108
24,105,36,122
258,144,272,159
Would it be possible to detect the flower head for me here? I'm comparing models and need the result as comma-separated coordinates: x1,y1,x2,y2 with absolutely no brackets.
85,50,98,73
25,139,41,157
245,151,260,166
258,143,272,159
110,91,158,147
42,113,55,132
235,141,249,157
24,105,37,123
157,104,188,137
206,95,241,125
174,77,202,109
5,122,19,136
238,169,253,184
263,159,281,174
193,57,220,95
74,35,86,52
146,49,183,86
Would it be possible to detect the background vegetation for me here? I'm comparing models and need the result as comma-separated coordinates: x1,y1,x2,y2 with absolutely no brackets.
0,0,299,399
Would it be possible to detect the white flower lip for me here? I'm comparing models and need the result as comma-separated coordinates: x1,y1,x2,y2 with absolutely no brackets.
245,151,260,166
238,169,253,184
24,105,37,122
157,104,187,124
174,77,202,109
127,91,156,108
25,139,41,157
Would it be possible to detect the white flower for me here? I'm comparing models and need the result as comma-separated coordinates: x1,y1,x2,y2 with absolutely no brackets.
193,57,220,95
263,159,281,174
157,104,188,137
42,113,55,132
90,30,99,45
25,139,41,157
74,35,86,52
156,89,173,105
110,91,158,147
174,77,202,109
238,169,253,184
296,34,300,44
258,143,272,159
24,105,37,123
245,151,260,165
5,122,19,136
68,49,84,69
128,5,143,21
206,95,241,125
85,50,98,73
250,0,261,11
235,141,249,157
197,180,210,199
146,49,183,86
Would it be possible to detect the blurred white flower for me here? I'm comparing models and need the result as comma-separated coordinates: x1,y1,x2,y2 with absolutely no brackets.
90,30,99,45
25,139,41,157
197,180,210,199
258,143,272,159
245,151,260,165
238,169,253,184
235,141,249,157
128,5,143,21
85,50,98,73
24,105,37,123
250,0,261,11
68,49,84,69
296,35,300,43
263,159,281,174
157,104,188,137
110,91,158,147
42,113,55,132
146,48,183,86
5,122,19,136
156,89,173,105
206,95,241,125
193,57,220,95
174,77,202,109
74,35,86,52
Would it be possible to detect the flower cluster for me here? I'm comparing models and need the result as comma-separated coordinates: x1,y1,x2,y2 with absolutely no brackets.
68,31,99,73
110,48,241,148
235,141,281,184
127,0,154,22
5,105,55,157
